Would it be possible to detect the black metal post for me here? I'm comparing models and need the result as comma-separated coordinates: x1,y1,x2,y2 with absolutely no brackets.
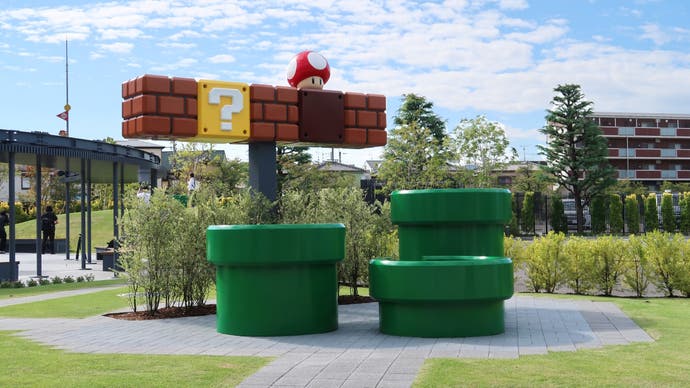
113,162,119,241
8,152,16,281
35,155,42,277
65,157,70,260
87,159,92,263
248,141,277,202
80,158,87,269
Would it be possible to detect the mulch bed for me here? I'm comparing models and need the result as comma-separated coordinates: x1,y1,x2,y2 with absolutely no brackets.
105,295,375,321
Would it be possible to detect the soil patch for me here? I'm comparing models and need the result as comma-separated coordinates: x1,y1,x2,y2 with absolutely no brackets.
105,295,375,321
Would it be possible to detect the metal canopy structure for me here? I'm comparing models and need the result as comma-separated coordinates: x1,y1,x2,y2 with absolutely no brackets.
0,129,160,281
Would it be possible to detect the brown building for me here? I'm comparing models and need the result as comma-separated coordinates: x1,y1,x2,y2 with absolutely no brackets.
592,112,690,190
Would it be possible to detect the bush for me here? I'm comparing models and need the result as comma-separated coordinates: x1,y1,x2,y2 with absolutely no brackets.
26,278,38,287
76,276,85,283
643,231,685,297
622,234,650,297
661,192,675,232
0,281,11,288
549,195,567,234
562,236,595,294
645,193,658,232
523,232,566,293
591,195,607,234
680,192,690,234
39,278,51,285
609,194,624,235
521,192,535,235
588,236,625,296
50,276,63,284
507,193,520,236
625,194,640,234
63,275,75,283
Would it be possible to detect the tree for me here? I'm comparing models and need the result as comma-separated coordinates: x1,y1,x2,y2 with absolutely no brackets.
378,94,454,192
454,115,518,188
680,192,690,234
590,195,607,234
549,195,568,234
607,179,646,196
277,146,311,195
512,165,551,193
538,84,615,234
661,192,676,232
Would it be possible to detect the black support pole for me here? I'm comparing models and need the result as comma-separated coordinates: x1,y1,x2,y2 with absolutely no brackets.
87,159,92,263
65,157,70,261
248,142,277,202
35,155,42,277
113,162,119,241
8,152,16,281
80,158,87,269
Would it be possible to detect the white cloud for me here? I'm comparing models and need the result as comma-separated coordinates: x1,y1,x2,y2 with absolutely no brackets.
151,58,198,72
640,23,670,45
157,42,197,49
98,42,134,54
208,54,235,64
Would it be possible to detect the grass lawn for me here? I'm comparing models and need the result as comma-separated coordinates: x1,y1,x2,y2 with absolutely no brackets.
0,286,131,318
414,294,690,387
0,330,268,387
0,279,125,300
14,209,115,252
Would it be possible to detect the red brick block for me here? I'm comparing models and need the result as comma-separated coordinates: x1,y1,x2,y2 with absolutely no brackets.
367,129,387,146
136,74,170,94
140,116,170,136
158,95,185,115
250,84,275,102
377,112,387,129
344,109,356,127
357,110,378,128
264,103,287,122
131,95,157,116
287,105,299,123
276,124,299,141
172,77,197,96
172,118,197,137
344,93,367,109
344,128,366,145
367,94,386,110
121,81,129,99
122,99,132,119
276,86,298,103
250,122,275,141
186,98,197,117
122,120,128,137
251,103,263,120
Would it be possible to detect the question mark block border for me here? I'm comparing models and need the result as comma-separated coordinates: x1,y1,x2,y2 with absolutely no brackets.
122,74,387,148
196,80,251,143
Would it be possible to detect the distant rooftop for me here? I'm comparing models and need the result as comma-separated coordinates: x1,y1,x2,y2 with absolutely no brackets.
116,139,165,149
592,112,690,119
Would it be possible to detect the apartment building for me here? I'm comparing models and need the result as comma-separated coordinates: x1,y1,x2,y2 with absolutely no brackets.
592,112,690,191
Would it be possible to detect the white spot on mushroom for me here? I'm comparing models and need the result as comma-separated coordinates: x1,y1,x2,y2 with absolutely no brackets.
286,57,297,79
307,52,327,70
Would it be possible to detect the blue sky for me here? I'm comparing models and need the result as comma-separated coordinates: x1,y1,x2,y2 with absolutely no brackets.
1,0,689,168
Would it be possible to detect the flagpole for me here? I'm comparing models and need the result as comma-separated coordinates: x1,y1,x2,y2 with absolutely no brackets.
65,39,70,136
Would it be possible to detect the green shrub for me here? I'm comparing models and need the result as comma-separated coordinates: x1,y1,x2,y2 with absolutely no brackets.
591,195,607,234
521,192,535,235
50,276,63,284
588,236,625,296
38,278,50,285
0,281,11,288
26,278,38,287
645,193,658,232
661,192,676,232
622,234,650,297
507,193,520,236
63,275,75,283
608,194,624,235
680,192,690,234
524,232,566,293
643,231,685,297
504,236,527,272
76,276,85,283
562,236,595,294
549,195,567,234
625,194,640,234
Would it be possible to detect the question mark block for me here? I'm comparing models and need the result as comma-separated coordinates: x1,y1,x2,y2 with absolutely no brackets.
197,80,250,142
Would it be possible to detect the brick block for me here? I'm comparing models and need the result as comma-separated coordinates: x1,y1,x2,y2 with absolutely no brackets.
344,109,356,127
357,110,378,128
172,117,197,137
140,116,170,136
344,93,367,109
186,98,197,117
251,103,263,120
250,122,275,141
378,112,387,129
122,99,132,119
158,95,185,115
287,105,299,123
367,129,387,146
250,84,275,102
121,81,129,99
276,86,298,103
367,94,386,110
121,120,128,137
276,123,298,141
172,77,197,96
136,74,170,94
264,103,287,121
344,128,366,145
131,95,157,116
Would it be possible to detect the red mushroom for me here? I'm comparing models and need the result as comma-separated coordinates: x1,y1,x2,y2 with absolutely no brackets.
286,50,330,89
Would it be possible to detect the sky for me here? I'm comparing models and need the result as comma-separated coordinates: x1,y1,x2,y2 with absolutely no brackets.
1,0,689,169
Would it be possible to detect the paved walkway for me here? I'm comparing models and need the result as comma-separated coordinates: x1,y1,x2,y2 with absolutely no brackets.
4,252,118,282
0,293,653,388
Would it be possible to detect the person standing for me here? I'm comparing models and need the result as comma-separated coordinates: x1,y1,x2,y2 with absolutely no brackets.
0,210,8,253
41,206,58,254
187,172,197,192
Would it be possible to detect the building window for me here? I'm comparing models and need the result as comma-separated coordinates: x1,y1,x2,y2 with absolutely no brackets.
21,174,31,190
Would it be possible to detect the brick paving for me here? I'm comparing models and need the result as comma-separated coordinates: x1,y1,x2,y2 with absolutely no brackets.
0,292,653,388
